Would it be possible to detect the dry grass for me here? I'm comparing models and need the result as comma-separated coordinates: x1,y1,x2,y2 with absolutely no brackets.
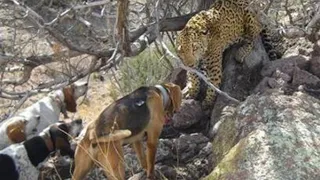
77,76,118,123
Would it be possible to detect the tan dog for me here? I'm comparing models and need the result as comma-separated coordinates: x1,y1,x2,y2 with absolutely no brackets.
72,83,182,180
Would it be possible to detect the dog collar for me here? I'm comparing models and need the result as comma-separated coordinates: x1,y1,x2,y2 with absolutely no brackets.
155,85,169,108
39,126,55,152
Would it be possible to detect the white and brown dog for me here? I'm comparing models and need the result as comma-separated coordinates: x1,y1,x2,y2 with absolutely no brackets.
0,121,82,180
0,80,88,150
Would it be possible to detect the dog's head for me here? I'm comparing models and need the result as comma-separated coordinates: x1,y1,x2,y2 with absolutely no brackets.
41,122,79,158
62,80,88,112
162,82,182,117
66,119,83,138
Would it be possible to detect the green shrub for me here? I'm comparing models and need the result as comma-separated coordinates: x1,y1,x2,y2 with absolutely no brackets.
113,46,174,96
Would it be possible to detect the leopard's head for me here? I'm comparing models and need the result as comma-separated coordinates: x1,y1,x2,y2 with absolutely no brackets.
176,11,210,67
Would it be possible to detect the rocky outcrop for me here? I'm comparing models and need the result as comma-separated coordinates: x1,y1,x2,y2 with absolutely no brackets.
172,99,203,129
128,133,213,180
38,33,320,180
205,91,320,180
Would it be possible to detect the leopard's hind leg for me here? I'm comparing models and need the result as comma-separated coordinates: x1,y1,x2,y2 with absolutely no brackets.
235,11,262,63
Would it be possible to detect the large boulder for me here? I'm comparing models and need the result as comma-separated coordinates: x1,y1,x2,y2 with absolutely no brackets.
209,37,271,137
205,90,320,180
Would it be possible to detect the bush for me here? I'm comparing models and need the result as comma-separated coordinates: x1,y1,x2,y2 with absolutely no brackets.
110,46,174,98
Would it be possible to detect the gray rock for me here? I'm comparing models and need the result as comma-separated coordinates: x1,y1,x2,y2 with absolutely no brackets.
292,67,320,86
205,91,320,180
172,99,203,129
261,55,309,77
310,56,320,78
125,133,212,180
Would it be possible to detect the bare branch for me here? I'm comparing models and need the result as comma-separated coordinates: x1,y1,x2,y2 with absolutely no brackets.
116,0,131,55
306,7,320,31
73,0,110,10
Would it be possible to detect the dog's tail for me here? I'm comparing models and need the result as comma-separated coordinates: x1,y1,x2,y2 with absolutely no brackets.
89,130,132,144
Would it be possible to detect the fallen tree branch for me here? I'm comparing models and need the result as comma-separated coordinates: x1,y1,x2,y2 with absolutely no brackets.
306,6,320,31
2,66,34,85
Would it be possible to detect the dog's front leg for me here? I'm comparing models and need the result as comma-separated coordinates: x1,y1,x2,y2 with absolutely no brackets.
98,141,125,180
133,140,147,169
146,118,163,179
72,140,94,180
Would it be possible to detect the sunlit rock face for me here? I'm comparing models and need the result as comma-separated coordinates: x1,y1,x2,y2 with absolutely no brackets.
206,91,320,180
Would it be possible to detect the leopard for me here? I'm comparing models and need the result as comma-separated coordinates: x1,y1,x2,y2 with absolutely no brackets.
176,0,284,109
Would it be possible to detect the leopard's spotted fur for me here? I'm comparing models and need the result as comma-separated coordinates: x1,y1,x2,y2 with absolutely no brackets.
176,0,283,108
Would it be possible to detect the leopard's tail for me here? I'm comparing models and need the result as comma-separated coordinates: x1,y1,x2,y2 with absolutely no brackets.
260,25,286,60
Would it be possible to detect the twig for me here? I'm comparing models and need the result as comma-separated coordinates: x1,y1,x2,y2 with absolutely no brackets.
263,0,274,14
306,7,320,31
73,0,110,10
8,91,31,117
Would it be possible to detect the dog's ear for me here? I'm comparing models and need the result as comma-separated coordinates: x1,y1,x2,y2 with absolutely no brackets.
164,83,182,114
50,123,74,157
63,85,77,112
6,120,27,143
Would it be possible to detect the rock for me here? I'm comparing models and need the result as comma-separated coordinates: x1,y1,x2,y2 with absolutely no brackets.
172,99,203,129
254,55,320,95
292,67,320,86
283,38,314,58
261,55,309,77
173,133,210,162
310,56,320,78
254,69,292,94
126,133,212,180
205,91,320,180
209,37,270,137
165,67,187,90
38,155,74,180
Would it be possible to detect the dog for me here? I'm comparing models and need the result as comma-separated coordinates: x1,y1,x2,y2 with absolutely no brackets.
0,120,82,180
0,80,88,150
72,83,182,180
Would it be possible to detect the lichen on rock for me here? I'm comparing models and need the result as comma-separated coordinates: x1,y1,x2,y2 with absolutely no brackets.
205,91,320,180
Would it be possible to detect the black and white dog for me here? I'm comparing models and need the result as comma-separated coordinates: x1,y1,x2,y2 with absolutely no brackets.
0,120,82,180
